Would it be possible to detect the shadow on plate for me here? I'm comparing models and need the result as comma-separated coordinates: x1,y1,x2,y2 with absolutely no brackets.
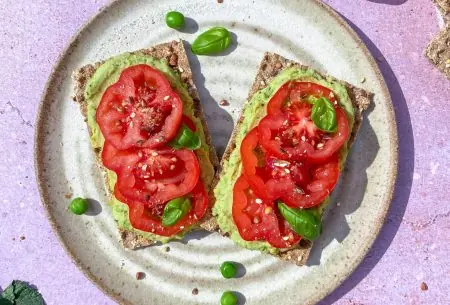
182,40,235,157
227,261,247,278
367,0,408,4
85,198,103,216
233,291,247,305
306,102,378,266
317,14,414,305
178,17,199,34
177,229,213,245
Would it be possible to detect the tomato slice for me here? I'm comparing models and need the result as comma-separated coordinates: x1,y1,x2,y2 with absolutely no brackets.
258,107,349,164
115,181,208,236
267,81,337,116
232,81,347,247
182,115,197,132
116,147,200,205
96,64,183,150
232,175,300,248
101,141,140,171
279,155,340,209
240,127,312,201
240,128,270,198
240,127,340,209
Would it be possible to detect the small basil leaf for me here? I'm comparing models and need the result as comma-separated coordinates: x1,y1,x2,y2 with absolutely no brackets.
277,202,322,241
311,97,337,132
191,27,231,55
162,197,192,227
169,124,201,150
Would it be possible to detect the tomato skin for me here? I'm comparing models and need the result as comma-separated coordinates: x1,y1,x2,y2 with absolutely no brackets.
280,155,340,209
266,82,291,116
116,181,208,236
96,65,183,150
101,141,140,171
267,81,337,116
306,108,349,163
232,175,300,247
116,148,200,205
258,109,349,165
182,115,197,132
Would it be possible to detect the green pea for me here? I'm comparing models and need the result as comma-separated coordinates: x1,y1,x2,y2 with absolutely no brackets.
220,291,238,305
220,262,237,279
165,11,185,29
69,197,89,215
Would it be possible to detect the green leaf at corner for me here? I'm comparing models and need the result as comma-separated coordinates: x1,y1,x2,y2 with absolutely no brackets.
1,283,15,303
311,97,337,132
0,298,13,305
161,197,192,227
169,124,201,150
1,280,44,305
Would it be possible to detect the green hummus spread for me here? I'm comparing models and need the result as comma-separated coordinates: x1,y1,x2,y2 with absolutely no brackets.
212,67,355,254
84,53,215,243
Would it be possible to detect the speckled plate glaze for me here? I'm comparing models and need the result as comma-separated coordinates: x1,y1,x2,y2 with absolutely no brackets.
35,1,398,304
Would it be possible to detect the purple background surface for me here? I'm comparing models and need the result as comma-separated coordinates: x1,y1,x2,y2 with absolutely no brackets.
0,0,448,304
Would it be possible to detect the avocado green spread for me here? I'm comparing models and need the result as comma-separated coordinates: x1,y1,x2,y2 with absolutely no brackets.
84,53,215,243
212,67,355,254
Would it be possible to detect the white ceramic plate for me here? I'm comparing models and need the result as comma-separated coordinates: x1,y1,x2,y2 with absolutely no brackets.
35,1,397,304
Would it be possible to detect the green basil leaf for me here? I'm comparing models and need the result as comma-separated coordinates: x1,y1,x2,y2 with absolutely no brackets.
162,197,192,227
1,281,45,305
191,27,231,55
277,202,322,241
169,124,201,150
311,97,337,132
0,298,13,305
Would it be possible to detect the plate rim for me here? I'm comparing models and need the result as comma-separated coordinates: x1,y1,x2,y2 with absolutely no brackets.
34,0,399,304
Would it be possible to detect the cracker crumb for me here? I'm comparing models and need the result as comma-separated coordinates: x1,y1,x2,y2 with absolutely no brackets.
275,62,282,69
169,53,178,66
192,288,199,295
219,99,229,106
64,193,73,199
420,282,428,291
135,272,145,280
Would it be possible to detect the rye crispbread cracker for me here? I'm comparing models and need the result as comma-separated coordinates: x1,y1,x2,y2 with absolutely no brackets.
72,40,219,249
210,53,372,265
425,25,450,79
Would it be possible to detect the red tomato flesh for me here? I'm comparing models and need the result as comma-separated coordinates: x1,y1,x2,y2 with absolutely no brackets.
258,104,349,164
96,65,183,150
232,80,350,248
232,175,301,248
114,147,200,205
115,181,208,236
